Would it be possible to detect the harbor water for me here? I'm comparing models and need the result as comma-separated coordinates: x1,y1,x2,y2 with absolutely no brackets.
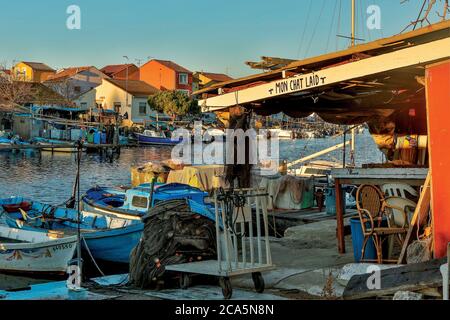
0,132,382,289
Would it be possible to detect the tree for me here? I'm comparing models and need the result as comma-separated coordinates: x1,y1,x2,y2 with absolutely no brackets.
147,90,200,119
0,63,33,113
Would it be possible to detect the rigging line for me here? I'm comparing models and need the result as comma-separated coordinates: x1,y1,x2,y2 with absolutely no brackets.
365,0,372,42
377,0,384,37
336,0,343,51
326,0,339,53
296,0,313,58
304,0,327,58
359,0,366,43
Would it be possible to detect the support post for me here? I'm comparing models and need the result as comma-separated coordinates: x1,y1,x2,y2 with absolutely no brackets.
335,178,346,254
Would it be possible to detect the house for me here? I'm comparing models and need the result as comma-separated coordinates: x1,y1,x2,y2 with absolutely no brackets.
77,78,159,125
100,64,140,80
139,59,193,95
44,66,109,101
12,61,56,82
193,72,233,91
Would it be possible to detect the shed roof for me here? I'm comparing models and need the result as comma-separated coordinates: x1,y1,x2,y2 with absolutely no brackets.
21,62,55,72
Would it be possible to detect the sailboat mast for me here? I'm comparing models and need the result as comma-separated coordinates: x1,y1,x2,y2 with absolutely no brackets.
350,0,356,165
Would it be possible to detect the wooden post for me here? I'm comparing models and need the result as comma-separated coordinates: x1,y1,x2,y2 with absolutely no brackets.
335,178,346,254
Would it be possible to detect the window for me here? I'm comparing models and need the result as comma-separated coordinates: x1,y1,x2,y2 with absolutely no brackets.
138,102,147,115
114,102,121,113
178,73,188,85
131,196,148,209
80,102,87,109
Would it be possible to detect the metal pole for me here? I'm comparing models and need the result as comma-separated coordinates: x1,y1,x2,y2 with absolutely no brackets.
350,0,357,165
76,141,83,284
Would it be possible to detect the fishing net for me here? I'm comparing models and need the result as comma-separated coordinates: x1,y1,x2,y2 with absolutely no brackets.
128,199,217,289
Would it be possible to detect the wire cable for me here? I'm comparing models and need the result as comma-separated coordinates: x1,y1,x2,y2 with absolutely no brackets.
296,0,313,58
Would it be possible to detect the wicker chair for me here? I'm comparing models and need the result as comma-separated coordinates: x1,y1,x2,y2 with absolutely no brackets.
356,184,409,264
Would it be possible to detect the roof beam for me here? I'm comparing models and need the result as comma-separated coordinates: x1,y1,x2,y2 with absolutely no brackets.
199,37,450,111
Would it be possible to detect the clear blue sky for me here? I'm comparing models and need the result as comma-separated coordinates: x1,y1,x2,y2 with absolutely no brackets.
0,0,443,78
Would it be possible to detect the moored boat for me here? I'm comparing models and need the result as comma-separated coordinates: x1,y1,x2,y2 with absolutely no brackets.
0,197,142,264
82,183,211,219
0,225,77,274
33,137,80,153
135,130,182,146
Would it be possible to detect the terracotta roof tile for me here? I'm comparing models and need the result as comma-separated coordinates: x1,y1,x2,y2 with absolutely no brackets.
148,60,192,74
105,79,159,96
100,64,137,77
200,72,233,82
22,62,55,72
45,66,93,82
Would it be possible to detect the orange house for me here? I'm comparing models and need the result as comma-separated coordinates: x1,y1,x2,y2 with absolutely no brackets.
139,59,193,94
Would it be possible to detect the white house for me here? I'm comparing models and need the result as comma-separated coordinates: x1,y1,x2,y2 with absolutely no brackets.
44,66,109,103
77,78,160,124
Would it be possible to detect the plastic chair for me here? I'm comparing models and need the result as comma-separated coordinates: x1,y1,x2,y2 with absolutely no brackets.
381,183,418,200
356,185,409,264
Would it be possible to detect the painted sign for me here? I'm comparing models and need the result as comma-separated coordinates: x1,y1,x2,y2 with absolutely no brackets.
269,73,327,96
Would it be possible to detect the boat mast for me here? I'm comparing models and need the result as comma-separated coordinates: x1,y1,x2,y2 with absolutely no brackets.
350,0,356,166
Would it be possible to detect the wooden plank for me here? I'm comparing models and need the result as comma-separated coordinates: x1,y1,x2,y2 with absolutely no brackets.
343,258,446,300
200,38,450,110
335,179,346,254
398,172,432,264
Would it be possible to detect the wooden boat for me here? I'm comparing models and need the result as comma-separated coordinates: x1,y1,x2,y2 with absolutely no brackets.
0,197,143,264
0,225,77,274
82,183,211,219
33,137,80,153
135,130,182,146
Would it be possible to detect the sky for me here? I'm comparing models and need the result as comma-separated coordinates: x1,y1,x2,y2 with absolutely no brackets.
0,0,444,78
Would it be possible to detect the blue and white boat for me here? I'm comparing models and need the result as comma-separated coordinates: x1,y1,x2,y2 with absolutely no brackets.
82,183,211,219
0,197,142,264
135,130,182,146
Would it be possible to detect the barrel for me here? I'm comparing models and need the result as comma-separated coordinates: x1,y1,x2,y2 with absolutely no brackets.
350,217,378,262
324,187,345,215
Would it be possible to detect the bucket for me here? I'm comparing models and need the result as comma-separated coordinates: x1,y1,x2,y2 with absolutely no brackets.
350,217,378,261
324,187,345,215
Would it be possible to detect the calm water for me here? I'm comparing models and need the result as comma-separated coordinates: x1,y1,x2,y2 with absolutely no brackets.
0,132,382,290
0,132,383,205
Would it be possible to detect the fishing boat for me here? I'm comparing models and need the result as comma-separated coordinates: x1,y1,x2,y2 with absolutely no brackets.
82,183,211,219
0,197,142,264
0,225,77,274
33,137,80,153
0,136,31,152
135,130,182,146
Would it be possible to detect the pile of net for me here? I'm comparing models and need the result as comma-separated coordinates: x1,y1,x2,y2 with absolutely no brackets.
129,199,217,289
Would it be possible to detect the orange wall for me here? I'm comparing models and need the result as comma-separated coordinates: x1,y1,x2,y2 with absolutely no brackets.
140,61,192,93
140,61,176,91
426,60,450,258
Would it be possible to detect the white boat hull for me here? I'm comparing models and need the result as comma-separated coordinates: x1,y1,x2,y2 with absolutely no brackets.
0,226,77,274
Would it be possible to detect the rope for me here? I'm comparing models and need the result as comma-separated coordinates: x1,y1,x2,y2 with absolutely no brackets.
81,236,106,277
326,0,339,53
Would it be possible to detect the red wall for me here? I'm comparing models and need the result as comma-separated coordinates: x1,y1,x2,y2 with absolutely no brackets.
426,60,450,258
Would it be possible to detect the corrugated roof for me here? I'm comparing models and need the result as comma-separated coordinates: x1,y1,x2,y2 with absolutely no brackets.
100,64,137,77
21,62,55,72
146,59,192,74
105,79,159,96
